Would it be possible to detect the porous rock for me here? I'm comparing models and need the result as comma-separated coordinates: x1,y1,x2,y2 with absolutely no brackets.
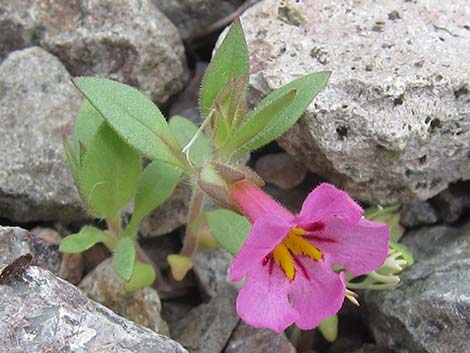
0,47,84,222
240,0,470,204
79,258,169,335
365,221,470,353
0,0,189,104
0,266,187,353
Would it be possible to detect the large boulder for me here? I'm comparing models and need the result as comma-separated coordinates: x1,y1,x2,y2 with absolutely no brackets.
0,266,187,353
365,221,470,353
0,0,189,104
239,0,470,204
0,47,84,222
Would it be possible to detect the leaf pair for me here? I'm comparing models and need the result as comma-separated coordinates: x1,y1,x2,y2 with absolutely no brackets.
199,18,330,160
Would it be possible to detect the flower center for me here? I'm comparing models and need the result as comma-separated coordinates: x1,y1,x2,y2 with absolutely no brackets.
272,227,323,280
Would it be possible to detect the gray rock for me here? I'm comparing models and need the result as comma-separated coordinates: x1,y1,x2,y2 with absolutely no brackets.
0,47,85,222
0,0,189,104
254,152,307,189
239,0,470,204
192,247,233,299
152,0,245,40
0,226,61,274
400,202,439,228
172,285,240,353
223,321,296,353
0,266,187,353
365,221,470,353
431,181,470,223
79,258,169,335
139,181,191,238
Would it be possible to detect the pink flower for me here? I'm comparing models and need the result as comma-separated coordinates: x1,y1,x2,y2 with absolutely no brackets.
228,181,389,333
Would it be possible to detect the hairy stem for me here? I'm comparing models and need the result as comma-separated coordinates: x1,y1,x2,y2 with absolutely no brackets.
181,188,205,257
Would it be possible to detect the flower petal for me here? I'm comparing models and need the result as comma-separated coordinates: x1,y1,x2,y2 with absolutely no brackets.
296,183,363,227
230,214,291,282
289,259,345,330
312,218,389,276
236,262,297,333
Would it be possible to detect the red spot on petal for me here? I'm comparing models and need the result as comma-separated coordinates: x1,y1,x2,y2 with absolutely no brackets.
304,221,325,232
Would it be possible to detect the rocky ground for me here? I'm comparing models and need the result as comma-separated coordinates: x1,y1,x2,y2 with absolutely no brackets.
0,1,469,353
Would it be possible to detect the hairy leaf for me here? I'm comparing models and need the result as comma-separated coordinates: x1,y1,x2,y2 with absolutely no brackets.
124,261,156,291
114,237,136,282
59,226,116,253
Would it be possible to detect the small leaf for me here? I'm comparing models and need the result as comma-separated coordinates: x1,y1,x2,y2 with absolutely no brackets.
124,261,156,291
63,137,81,191
114,237,136,281
221,89,297,155
169,115,212,166
206,209,251,255
200,18,249,117
167,254,193,281
389,242,414,267
73,77,186,169
73,100,103,151
60,226,116,253
318,315,338,342
125,161,182,237
80,123,141,218
226,72,331,158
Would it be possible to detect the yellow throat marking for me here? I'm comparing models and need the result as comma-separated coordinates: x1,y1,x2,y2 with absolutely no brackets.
272,227,323,280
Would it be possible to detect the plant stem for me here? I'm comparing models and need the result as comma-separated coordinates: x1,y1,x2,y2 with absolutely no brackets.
181,188,205,257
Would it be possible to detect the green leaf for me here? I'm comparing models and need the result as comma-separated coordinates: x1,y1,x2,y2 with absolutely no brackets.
206,209,251,255
167,254,193,281
200,19,249,117
221,89,297,155
364,203,401,220
389,242,414,267
63,137,81,191
80,123,141,218
318,315,338,342
73,77,186,169
125,161,182,237
114,237,136,281
59,226,116,253
73,100,103,151
226,71,330,158
169,115,212,166
124,261,156,291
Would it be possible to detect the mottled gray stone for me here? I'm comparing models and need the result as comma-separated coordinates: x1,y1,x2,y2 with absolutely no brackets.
139,181,191,238
254,152,307,189
0,47,85,222
173,285,240,353
431,181,470,223
0,266,187,353
0,226,61,274
0,0,189,105
152,0,245,40
239,0,470,204
365,221,470,353
192,247,233,299
399,201,439,228
79,258,169,335
223,321,296,353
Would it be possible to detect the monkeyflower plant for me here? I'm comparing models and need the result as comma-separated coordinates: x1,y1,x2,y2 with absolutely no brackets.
60,18,413,337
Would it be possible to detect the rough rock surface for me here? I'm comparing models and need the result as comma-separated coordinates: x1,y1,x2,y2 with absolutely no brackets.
254,152,307,189
0,0,189,104
79,258,169,335
139,181,191,237
240,0,470,204
223,321,296,353
365,221,470,353
399,201,439,228
0,266,187,353
0,47,84,222
192,247,233,299
152,0,245,40
0,226,61,274
172,285,240,353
